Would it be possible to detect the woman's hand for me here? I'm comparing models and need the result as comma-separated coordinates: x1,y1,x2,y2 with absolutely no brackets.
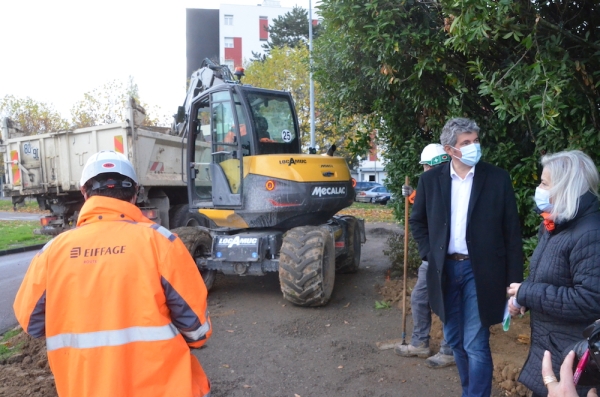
542,350,598,397
507,283,526,316
508,297,525,316
507,282,521,297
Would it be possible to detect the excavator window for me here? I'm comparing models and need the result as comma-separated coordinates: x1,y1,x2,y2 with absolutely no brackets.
245,92,299,155
211,92,241,195
191,102,213,201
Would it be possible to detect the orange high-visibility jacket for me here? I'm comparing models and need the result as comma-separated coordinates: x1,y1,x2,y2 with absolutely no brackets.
14,196,212,397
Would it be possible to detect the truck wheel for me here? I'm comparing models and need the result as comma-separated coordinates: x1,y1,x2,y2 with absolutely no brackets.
335,216,361,274
170,204,212,228
172,227,216,291
279,226,335,307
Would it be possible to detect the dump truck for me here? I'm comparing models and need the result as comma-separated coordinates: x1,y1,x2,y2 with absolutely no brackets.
1,59,365,306
0,100,209,235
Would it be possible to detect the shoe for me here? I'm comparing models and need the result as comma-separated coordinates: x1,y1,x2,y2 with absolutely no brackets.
394,343,431,358
425,352,456,368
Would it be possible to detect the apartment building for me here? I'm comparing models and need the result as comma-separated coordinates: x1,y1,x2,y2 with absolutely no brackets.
186,1,300,76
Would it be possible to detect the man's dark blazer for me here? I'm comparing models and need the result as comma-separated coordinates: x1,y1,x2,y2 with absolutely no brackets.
409,160,524,328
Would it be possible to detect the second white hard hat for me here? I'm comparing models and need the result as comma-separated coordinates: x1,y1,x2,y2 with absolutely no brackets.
79,151,138,187
419,143,450,166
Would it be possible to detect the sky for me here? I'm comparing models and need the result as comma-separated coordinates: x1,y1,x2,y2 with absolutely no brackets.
0,0,314,122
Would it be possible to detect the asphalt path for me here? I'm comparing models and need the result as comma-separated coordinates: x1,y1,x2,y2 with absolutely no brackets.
0,250,36,334
0,211,41,221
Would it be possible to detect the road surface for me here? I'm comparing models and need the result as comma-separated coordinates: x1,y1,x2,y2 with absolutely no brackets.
0,211,41,221
0,250,36,334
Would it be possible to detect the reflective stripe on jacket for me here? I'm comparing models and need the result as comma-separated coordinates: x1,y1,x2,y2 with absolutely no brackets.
14,196,212,397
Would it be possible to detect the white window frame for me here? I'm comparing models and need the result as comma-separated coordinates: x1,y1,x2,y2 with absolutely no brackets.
224,14,233,26
224,60,234,71
224,37,234,48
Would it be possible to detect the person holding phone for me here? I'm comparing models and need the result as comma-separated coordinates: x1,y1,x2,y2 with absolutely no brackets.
542,351,598,397
507,150,600,397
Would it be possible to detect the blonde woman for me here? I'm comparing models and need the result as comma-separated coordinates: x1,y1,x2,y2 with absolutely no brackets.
508,150,600,397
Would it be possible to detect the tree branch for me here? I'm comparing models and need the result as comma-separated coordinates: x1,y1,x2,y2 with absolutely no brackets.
537,17,600,52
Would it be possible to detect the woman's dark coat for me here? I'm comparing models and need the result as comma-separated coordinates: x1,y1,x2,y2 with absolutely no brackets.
517,192,600,396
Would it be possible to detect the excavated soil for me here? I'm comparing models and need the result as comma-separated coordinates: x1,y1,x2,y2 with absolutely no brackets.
0,331,56,397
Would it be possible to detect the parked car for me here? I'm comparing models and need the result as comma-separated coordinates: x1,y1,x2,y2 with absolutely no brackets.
373,191,394,205
355,186,393,203
354,182,383,201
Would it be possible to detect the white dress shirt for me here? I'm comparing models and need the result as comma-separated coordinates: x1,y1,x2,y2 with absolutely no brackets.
448,161,475,255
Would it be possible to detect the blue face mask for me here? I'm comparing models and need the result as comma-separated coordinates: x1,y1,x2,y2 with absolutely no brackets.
451,143,481,167
534,186,552,211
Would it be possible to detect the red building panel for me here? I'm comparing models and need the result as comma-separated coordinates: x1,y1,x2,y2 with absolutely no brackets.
259,17,269,40
224,37,243,68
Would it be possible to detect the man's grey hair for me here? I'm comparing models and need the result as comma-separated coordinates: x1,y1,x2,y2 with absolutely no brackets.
542,150,599,222
439,118,480,147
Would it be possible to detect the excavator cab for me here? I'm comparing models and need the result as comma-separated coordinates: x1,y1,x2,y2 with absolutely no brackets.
187,84,301,210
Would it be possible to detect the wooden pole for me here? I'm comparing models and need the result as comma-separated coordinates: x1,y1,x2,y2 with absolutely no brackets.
401,176,410,344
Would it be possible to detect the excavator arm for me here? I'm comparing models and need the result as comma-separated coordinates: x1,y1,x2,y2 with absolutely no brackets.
173,58,238,136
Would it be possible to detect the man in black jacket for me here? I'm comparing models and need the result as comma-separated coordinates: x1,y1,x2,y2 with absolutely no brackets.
409,118,523,397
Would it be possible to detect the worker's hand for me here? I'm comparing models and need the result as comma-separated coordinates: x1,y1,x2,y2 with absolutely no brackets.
402,185,414,197
542,350,599,397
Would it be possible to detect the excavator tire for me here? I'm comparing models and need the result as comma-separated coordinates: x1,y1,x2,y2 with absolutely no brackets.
279,226,335,307
172,226,216,291
170,204,212,228
335,216,361,274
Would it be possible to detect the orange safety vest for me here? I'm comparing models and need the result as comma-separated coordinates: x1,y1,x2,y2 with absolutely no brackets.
14,196,212,397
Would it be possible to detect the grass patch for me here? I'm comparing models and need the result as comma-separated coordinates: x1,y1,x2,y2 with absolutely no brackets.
338,201,397,223
1,329,21,342
0,220,51,251
0,198,42,213
0,328,24,361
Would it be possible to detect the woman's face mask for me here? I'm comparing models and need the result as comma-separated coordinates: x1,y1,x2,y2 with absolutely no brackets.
535,168,553,211
534,186,552,211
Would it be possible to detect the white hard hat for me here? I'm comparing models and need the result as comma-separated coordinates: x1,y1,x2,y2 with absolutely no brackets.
419,143,450,166
80,151,138,187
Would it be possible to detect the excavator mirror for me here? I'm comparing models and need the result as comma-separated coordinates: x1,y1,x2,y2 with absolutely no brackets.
175,106,185,123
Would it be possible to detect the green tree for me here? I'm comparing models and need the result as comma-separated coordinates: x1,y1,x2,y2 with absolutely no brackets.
0,95,69,135
314,0,599,244
252,6,321,61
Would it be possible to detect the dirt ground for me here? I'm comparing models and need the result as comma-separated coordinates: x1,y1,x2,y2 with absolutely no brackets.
0,332,56,397
0,222,532,396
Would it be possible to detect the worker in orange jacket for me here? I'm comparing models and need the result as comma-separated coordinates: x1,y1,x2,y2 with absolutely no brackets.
14,150,212,397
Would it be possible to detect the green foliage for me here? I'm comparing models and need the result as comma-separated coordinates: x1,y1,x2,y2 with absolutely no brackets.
375,300,392,309
314,0,600,243
522,234,540,278
383,231,422,277
0,95,69,135
253,6,321,60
